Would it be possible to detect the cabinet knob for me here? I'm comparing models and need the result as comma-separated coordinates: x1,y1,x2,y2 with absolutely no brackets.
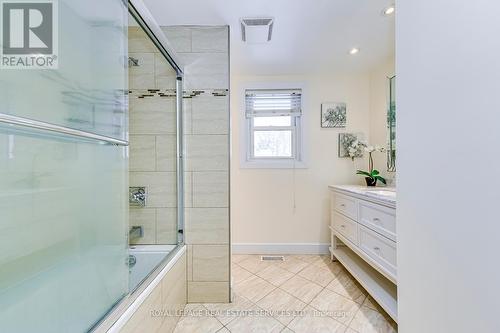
373,217,380,222
340,224,346,228
373,246,380,251
340,204,346,207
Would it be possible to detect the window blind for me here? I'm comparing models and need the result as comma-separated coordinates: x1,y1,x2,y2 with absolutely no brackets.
245,89,302,117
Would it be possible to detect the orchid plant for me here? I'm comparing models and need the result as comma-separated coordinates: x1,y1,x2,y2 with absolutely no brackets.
356,143,387,186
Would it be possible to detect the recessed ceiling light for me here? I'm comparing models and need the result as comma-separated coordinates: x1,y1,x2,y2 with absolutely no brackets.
349,48,360,55
382,5,395,16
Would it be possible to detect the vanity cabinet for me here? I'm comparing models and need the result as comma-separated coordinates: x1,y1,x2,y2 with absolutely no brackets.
329,185,398,322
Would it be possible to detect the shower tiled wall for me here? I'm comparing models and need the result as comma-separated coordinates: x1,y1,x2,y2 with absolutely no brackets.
162,26,230,303
128,25,230,301
128,27,179,245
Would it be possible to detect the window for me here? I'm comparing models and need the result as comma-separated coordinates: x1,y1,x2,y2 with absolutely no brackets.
243,88,305,168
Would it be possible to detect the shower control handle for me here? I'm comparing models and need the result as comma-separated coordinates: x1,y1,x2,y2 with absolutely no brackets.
129,187,147,207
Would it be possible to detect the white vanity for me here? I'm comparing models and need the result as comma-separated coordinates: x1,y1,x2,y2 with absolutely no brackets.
329,185,397,322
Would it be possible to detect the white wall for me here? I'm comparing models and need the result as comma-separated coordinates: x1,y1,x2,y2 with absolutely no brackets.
230,74,372,252
397,1,500,332
369,57,395,180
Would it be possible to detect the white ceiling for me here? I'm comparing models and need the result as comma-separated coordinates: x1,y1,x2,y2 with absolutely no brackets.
143,0,395,76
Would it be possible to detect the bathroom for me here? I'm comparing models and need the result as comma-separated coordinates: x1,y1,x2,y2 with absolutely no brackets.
1,0,499,333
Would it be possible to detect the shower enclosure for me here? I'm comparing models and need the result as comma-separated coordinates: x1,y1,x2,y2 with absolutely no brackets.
0,0,184,332
126,3,184,293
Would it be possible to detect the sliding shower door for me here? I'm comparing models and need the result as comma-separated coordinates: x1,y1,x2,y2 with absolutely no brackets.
0,1,129,332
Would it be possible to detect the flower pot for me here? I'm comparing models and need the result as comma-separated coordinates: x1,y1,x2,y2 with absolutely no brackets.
365,177,377,187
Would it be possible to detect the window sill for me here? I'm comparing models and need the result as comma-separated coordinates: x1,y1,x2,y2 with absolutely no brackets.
240,159,308,169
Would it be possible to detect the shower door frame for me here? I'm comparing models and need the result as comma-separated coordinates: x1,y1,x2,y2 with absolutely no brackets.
128,0,185,246
93,0,184,331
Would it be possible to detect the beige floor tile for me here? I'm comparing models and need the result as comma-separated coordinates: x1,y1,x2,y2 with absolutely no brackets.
226,313,284,333
348,306,397,333
231,264,254,284
232,254,251,263
173,305,223,333
362,296,384,313
203,293,257,325
279,275,323,304
256,265,295,286
298,263,341,287
256,289,307,325
287,306,347,333
216,328,230,333
310,255,335,268
344,329,359,333
291,255,321,264
309,289,361,325
326,270,367,304
278,257,310,274
238,255,274,274
233,275,276,303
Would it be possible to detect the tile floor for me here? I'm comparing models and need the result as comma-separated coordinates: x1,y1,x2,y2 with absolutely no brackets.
174,254,397,333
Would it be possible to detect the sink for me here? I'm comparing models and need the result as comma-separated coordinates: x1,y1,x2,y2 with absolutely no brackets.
365,189,396,198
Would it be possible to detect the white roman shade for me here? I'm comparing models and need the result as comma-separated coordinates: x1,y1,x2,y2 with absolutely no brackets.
245,89,302,117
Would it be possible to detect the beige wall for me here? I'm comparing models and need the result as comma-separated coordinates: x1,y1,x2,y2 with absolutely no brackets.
369,57,395,181
231,74,372,249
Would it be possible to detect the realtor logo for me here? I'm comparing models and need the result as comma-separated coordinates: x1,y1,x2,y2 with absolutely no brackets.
1,0,58,68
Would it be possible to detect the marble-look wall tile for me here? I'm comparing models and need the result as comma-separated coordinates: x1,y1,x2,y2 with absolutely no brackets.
129,172,177,208
156,208,177,244
179,53,228,76
184,172,193,208
192,171,229,208
129,98,177,135
191,27,228,53
185,135,228,171
192,245,230,281
185,208,229,244
192,96,229,135
155,53,177,90
129,208,156,245
129,53,155,89
121,252,187,333
156,135,176,172
161,26,192,53
187,245,193,281
179,52,229,90
129,135,156,172
187,281,230,303
120,284,163,333
129,27,157,53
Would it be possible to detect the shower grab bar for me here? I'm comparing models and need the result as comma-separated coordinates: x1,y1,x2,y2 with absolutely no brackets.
0,113,128,146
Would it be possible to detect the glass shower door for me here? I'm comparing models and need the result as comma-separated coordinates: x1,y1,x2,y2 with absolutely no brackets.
0,1,129,332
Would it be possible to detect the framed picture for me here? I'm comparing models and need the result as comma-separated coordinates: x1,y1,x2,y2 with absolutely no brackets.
338,132,364,158
321,102,346,128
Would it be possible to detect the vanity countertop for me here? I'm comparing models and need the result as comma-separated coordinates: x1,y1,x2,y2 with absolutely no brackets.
329,185,396,208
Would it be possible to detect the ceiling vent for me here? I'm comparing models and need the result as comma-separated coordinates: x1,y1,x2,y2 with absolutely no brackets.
240,17,274,44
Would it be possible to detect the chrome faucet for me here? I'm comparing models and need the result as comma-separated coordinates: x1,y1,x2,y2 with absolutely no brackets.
129,187,146,207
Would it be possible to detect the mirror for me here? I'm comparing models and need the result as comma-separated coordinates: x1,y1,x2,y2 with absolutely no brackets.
387,76,396,172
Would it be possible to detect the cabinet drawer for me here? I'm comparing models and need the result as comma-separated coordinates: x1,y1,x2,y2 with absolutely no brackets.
358,201,396,241
332,192,357,220
332,212,358,245
359,225,397,276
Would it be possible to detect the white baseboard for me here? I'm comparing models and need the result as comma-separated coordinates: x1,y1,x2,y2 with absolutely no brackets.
232,243,330,255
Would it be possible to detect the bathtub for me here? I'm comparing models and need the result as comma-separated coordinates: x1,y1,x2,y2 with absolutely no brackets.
128,244,177,291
